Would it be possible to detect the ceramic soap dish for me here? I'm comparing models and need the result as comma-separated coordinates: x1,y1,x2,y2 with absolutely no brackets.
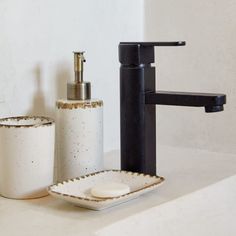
48,170,164,210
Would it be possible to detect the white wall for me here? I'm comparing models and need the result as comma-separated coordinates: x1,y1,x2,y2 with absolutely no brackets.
0,0,143,152
144,0,236,154
1,0,235,154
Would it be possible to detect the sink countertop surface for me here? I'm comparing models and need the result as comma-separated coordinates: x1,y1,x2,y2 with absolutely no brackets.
1,145,236,236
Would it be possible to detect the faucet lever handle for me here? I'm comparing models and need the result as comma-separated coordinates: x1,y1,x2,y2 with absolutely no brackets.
120,41,186,47
119,41,186,65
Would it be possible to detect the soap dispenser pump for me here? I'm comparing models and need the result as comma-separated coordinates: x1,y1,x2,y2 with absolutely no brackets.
67,52,91,100
56,52,103,182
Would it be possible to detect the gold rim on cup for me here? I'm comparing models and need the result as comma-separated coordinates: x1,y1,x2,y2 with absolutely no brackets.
0,116,55,128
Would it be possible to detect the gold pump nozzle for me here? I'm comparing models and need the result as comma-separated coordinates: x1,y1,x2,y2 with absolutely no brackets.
67,51,91,100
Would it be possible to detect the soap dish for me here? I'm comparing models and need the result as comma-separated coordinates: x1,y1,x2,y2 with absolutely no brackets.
48,170,164,210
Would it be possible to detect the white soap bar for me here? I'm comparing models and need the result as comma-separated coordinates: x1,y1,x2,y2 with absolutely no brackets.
91,182,130,198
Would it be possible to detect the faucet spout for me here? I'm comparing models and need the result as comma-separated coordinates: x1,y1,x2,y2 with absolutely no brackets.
145,91,226,112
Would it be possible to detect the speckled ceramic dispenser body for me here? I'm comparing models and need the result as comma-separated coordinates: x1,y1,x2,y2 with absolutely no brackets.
56,100,103,182
0,116,55,199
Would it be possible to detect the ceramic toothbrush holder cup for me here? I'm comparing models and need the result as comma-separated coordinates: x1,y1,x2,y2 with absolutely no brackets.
0,116,55,199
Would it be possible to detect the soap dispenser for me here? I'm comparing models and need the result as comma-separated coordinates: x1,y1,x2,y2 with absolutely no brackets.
56,52,103,182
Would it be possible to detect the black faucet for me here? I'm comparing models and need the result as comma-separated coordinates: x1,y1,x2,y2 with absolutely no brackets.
119,41,226,175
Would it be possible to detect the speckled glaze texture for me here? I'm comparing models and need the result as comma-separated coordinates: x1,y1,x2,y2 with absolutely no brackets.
56,99,103,182
0,116,55,199
48,170,165,210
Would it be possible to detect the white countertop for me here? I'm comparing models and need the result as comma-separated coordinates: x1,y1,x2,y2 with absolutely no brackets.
1,145,236,236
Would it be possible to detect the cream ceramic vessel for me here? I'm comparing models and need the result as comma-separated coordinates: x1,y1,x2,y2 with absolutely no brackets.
0,116,55,199
56,99,103,182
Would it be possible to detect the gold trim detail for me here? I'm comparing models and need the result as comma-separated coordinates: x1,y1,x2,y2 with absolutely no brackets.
0,116,54,128
48,170,165,202
56,100,103,110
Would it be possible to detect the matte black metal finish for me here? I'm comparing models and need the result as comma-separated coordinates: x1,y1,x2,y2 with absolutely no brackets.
145,91,226,111
119,41,226,175
119,42,185,66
